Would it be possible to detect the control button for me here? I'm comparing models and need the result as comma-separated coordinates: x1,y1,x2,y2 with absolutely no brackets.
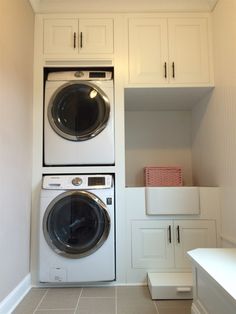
74,71,84,78
106,197,112,205
72,177,82,186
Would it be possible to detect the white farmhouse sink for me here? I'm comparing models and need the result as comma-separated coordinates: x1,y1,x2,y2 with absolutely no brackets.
145,187,200,215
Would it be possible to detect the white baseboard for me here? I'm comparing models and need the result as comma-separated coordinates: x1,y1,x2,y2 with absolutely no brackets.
0,274,31,314
191,302,200,314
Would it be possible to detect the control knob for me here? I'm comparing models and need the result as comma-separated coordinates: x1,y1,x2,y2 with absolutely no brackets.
72,177,82,186
74,71,84,78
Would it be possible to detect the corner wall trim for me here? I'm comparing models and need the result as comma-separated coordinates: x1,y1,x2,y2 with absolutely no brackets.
220,234,236,246
0,274,31,314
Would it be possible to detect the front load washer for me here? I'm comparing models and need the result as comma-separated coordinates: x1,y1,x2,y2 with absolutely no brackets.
39,174,115,283
44,70,115,165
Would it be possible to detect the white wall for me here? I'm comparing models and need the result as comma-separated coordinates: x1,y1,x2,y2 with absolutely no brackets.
0,0,34,302
192,0,236,247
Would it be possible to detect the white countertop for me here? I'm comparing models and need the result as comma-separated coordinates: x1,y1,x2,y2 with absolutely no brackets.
188,248,236,300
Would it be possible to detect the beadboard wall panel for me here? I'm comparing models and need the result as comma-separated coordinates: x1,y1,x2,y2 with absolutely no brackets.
192,0,236,245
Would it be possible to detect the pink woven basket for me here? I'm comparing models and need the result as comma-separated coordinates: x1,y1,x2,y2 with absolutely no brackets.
144,166,183,187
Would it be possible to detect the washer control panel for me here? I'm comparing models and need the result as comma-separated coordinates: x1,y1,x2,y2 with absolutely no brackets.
42,174,113,190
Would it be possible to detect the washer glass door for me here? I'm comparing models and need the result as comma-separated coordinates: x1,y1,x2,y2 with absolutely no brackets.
48,82,110,141
43,191,110,258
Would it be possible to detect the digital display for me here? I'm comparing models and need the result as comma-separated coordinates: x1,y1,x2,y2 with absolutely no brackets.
88,177,105,186
89,72,106,78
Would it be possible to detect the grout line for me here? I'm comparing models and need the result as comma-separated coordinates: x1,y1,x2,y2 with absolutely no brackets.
33,309,75,312
153,300,160,314
115,286,118,314
79,296,116,299
33,289,49,314
73,287,83,314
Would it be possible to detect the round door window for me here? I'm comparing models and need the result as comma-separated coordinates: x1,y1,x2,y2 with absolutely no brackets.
48,82,110,141
43,191,110,258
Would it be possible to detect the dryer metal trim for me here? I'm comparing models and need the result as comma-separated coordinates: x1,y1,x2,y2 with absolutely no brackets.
47,81,110,141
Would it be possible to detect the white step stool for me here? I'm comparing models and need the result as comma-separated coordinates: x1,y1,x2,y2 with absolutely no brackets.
147,272,193,300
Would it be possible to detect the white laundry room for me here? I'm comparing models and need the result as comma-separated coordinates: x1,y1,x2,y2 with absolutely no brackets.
1,0,236,313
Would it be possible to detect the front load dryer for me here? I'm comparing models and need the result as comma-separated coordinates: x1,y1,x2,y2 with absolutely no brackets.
44,70,115,165
39,174,115,283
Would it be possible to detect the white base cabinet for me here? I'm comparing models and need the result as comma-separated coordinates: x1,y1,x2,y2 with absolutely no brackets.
132,220,174,269
132,219,216,270
125,187,220,284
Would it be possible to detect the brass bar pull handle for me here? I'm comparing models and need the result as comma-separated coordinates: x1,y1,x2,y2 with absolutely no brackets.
164,62,167,78
168,225,172,243
177,225,180,243
172,62,175,78
80,32,83,48
73,32,76,49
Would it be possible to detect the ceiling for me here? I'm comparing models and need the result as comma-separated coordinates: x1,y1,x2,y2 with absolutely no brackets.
29,0,219,13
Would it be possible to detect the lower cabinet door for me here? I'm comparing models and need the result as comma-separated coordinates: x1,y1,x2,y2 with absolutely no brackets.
174,220,216,269
131,220,174,268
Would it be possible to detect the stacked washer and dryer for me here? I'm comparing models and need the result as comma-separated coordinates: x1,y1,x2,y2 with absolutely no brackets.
39,70,116,283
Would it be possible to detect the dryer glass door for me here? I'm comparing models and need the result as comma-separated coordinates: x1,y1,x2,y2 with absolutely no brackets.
48,82,110,141
43,191,110,258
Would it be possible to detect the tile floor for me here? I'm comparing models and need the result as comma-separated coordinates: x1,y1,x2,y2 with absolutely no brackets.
12,286,192,314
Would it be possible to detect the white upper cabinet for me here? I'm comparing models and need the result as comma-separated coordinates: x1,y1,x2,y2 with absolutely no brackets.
79,19,113,54
128,18,168,84
128,16,212,86
168,18,210,84
43,18,114,57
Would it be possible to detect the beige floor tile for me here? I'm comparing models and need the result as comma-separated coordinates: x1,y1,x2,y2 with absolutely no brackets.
38,287,82,310
155,299,192,314
117,286,151,300
75,297,116,314
81,286,116,298
12,286,194,314
117,287,157,314
12,288,47,314
117,298,157,314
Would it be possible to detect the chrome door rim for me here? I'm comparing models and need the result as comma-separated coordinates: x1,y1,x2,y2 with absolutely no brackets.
47,81,111,141
43,190,111,258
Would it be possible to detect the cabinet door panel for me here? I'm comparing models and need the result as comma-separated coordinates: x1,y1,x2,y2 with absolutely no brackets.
128,18,168,84
174,220,216,269
79,19,113,54
168,18,210,84
131,220,174,268
44,19,78,56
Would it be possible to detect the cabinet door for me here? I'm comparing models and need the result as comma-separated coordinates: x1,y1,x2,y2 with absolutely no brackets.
131,220,174,268
128,18,168,84
168,18,210,84
44,19,78,56
79,19,113,54
174,220,216,269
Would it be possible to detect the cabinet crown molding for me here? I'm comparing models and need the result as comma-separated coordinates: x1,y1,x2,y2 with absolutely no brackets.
29,0,218,13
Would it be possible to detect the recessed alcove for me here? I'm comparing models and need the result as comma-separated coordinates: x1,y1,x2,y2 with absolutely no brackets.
124,87,213,187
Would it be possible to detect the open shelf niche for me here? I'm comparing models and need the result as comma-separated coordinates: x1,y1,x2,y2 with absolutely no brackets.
124,87,213,187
